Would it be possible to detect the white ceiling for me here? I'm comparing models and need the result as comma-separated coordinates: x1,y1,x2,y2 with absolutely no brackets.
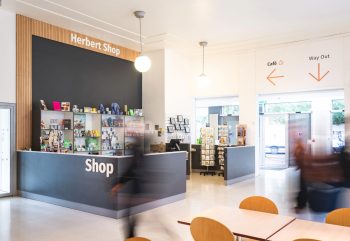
3,0,350,52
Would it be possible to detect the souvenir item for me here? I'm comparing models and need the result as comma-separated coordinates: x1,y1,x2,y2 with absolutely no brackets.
40,100,48,110
84,107,91,113
61,102,70,111
52,101,61,111
99,104,105,114
111,102,120,115
72,105,79,112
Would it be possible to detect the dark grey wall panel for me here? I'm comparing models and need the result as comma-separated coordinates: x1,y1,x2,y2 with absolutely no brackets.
18,151,186,211
32,36,142,150
224,146,255,181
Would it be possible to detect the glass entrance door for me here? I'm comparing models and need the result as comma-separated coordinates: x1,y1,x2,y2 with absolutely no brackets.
0,104,14,197
260,113,288,169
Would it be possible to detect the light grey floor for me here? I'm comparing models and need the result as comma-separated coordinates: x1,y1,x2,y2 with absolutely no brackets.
0,169,344,241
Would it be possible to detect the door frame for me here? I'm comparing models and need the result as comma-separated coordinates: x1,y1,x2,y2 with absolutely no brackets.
259,113,289,169
0,103,16,197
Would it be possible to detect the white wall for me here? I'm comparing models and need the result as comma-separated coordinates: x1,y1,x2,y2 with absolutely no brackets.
188,35,349,171
0,9,16,103
142,50,166,147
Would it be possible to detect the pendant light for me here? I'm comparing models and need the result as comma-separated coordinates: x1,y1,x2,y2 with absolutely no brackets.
134,11,151,73
197,41,209,87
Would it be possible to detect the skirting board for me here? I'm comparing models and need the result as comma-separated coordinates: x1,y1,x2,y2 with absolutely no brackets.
225,174,255,186
19,191,185,219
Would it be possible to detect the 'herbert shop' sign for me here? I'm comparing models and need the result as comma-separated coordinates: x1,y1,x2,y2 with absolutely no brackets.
70,33,120,56
85,158,114,178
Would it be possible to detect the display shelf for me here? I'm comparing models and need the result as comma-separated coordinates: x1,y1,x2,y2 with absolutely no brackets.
218,125,229,177
40,110,143,156
41,128,73,131
40,110,74,153
200,127,216,176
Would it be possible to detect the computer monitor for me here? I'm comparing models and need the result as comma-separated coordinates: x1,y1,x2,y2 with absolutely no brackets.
169,139,181,151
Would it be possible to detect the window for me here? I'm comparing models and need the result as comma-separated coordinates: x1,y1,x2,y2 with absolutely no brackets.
331,99,345,152
263,101,312,114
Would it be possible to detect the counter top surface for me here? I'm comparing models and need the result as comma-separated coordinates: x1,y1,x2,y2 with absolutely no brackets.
17,150,187,158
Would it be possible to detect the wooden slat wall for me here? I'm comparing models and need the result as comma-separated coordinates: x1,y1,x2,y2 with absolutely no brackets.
16,15,139,149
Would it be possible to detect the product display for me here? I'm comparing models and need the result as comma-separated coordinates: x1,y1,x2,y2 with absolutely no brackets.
40,105,144,156
40,110,74,152
200,127,216,176
218,125,229,176
166,115,191,143
61,102,70,111
237,124,247,146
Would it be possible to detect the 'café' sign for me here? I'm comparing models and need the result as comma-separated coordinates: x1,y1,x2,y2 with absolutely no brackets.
70,33,120,57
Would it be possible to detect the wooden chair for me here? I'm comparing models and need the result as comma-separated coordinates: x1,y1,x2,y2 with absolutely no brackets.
239,196,279,214
190,217,235,241
125,237,151,241
293,239,321,241
325,208,350,227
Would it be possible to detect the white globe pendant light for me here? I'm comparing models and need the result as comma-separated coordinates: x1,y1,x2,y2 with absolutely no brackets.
197,41,209,88
134,11,151,73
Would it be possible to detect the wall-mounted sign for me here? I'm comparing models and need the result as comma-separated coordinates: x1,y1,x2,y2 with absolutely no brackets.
71,33,120,57
85,158,114,177
307,54,331,82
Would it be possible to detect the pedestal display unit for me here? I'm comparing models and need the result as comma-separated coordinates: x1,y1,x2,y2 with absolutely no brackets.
40,110,73,153
101,114,125,156
217,125,229,177
200,127,216,176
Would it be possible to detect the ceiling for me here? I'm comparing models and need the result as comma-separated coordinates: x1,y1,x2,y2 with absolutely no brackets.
3,0,350,52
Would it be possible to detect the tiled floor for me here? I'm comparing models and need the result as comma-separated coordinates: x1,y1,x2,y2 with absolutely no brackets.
0,169,348,241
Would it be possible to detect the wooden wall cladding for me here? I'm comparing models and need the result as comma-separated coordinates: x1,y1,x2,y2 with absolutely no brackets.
16,15,139,149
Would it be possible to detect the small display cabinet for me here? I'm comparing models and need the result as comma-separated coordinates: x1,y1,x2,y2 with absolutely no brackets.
101,114,125,156
73,113,101,154
124,116,144,155
40,110,144,156
40,110,73,153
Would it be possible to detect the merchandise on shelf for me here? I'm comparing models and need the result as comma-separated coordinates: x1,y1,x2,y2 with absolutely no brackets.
218,125,229,171
200,127,215,167
39,109,144,156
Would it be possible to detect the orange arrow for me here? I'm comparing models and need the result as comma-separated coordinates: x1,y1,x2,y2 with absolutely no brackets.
267,68,285,86
308,63,330,81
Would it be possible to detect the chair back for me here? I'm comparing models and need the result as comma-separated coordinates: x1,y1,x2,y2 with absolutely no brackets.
325,208,350,227
190,217,235,241
239,196,278,214
293,239,321,241
125,237,151,241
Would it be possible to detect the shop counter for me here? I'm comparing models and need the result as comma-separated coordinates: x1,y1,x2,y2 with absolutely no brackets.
224,146,255,185
17,151,187,218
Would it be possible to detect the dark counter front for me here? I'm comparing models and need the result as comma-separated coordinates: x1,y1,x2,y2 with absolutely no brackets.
224,146,255,185
17,151,187,218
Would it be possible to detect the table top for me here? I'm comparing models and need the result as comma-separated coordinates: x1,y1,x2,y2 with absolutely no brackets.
177,206,296,240
268,219,350,241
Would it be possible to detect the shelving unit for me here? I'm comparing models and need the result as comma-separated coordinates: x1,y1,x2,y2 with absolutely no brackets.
40,110,73,153
200,127,216,176
40,110,144,156
101,114,125,156
73,113,101,153
217,125,229,177
124,116,144,155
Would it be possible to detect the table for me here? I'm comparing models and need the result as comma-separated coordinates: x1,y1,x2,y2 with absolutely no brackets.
178,206,296,240
268,219,350,241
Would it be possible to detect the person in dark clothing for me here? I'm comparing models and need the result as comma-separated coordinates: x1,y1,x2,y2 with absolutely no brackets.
111,137,144,239
294,138,308,210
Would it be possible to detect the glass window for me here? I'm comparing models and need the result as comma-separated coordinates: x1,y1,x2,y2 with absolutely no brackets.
331,99,345,152
263,101,312,113
222,105,239,116
195,107,208,143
